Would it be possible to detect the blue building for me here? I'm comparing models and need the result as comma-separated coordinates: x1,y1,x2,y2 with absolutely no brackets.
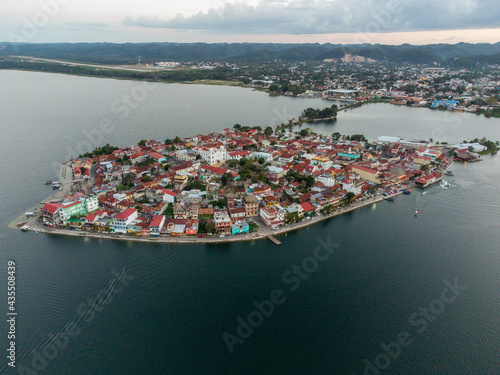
231,220,249,235
430,100,442,109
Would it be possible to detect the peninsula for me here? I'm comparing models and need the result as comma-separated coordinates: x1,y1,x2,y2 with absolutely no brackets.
19,116,497,244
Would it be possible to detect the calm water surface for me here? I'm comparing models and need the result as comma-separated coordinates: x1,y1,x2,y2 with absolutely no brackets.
0,71,499,374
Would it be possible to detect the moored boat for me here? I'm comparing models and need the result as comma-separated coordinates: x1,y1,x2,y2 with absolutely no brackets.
20,225,31,232
415,209,418,217
402,189,411,194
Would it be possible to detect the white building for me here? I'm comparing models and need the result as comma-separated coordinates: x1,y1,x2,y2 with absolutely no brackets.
149,215,165,236
227,150,251,161
259,206,285,228
450,143,487,152
83,195,99,212
251,152,273,163
342,179,361,195
175,149,197,161
113,208,138,234
113,193,127,202
317,174,336,187
198,146,227,165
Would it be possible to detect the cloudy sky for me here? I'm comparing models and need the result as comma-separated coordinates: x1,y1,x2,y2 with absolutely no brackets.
1,0,499,44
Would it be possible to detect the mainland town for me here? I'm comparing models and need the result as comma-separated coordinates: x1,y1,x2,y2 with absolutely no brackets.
5,53,500,118
20,106,498,243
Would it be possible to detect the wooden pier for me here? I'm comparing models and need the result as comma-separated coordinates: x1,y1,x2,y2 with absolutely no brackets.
267,235,281,245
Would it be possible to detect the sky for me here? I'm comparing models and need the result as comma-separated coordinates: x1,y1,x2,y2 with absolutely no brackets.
1,0,500,45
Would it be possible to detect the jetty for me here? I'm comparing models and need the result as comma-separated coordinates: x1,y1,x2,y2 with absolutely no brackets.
267,235,281,245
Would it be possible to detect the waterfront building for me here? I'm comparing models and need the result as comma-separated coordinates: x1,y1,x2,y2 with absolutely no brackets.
58,201,87,222
214,210,232,234
150,215,165,236
259,206,285,228
113,208,138,234
231,220,249,235
351,165,381,184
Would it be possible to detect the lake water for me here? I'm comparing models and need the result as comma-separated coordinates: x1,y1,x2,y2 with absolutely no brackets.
0,70,499,375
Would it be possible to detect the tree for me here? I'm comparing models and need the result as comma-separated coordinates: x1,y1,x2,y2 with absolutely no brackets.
350,134,367,142
138,139,147,146
227,159,239,168
80,167,86,175
205,221,215,234
174,136,182,144
221,172,232,186
258,157,265,165
264,127,273,136
141,175,152,182
332,132,341,141
300,129,309,137
269,84,279,92
345,192,356,203
233,124,242,131
239,77,251,85
305,175,315,188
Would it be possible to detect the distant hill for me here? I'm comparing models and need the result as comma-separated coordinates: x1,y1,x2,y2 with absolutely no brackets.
1,42,500,65
446,52,500,68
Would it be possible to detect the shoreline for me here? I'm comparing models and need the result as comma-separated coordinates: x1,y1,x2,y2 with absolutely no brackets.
3,68,494,120
22,194,388,245
12,147,455,246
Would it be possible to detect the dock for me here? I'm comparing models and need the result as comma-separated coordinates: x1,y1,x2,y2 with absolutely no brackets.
267,235,281,245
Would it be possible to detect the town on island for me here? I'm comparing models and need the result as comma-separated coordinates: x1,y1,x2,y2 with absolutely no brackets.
18,109,498,244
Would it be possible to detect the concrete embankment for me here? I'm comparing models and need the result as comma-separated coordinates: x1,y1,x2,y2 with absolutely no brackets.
16,160,454,245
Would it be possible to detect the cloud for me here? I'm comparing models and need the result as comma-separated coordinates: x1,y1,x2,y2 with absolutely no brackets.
123,0,500,35
60,22,110,31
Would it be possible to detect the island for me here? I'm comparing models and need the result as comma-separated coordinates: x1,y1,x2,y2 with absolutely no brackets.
17,115,497,244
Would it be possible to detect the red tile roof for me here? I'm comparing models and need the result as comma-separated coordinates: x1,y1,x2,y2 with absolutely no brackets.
301,202,315,212
114,208,137,220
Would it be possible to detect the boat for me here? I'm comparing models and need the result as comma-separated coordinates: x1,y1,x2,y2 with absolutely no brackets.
444,171,454,176
385,197,394,201
415,210,418,217
16,221,26,227
402,189,411,195
45,180,52,185
20,225,31,232
440,180,450,189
